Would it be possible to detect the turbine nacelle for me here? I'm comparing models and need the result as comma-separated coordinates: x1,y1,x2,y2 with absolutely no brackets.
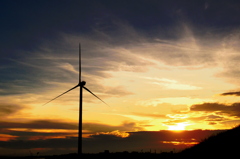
79,81,86,87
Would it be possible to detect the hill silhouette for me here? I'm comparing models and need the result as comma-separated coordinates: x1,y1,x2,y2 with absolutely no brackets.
178,125,240,159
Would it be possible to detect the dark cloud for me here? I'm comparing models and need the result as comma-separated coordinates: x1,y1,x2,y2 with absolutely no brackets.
2,0,240,98
0,120,77,130
204,115,225,122
0,137,78,149
0,55,66,96
190,103,226,112
83,121,144,133
0,37,144,97
208,122,217,125
0,120,144,142
0,104,26,116
1,129,77,141
221,91,240,96
0,120,141,136
2,0,240,96
190,103,240,117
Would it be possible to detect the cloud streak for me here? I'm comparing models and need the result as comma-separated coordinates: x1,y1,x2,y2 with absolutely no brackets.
221,91,240,96
0,120,78,130
190,103,240,117
142,77,202,90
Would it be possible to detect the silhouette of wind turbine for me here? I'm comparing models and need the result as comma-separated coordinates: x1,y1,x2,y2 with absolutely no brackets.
43,44,108,155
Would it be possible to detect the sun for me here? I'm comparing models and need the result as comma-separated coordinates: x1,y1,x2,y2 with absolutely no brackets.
168,123,188,131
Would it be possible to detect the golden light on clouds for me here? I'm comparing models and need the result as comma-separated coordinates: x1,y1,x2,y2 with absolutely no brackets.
138,97,214,107
0,134,18,141
162,140,199,146
95,130,130,138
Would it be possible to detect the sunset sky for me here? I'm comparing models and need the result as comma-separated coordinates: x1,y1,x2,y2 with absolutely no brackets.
1,0,240,156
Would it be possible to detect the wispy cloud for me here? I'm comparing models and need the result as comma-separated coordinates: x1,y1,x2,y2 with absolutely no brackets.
57,63,79,74
131,112,167,119
140,76,202,90
151,81,201,90
0,21,237,99
138,97,213,107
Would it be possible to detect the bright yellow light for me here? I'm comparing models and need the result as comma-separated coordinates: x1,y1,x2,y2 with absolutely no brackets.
167,123,188,131
162,141,199,145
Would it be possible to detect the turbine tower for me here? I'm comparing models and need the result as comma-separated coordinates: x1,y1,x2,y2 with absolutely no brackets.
43,44,108,155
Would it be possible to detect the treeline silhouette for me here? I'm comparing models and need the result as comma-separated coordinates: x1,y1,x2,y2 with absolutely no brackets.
0,151,176,159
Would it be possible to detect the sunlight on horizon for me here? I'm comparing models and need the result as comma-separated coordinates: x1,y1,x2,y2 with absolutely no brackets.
167,123,189,131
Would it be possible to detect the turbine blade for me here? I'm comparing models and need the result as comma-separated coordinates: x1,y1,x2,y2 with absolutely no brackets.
79,43,81,83
43,84,79,106
83,86,109,106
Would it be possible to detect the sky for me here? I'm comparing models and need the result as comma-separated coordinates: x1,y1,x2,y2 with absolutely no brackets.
1,0,240,156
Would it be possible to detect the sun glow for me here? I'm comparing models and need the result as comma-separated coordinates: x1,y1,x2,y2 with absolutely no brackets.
167,123,188,131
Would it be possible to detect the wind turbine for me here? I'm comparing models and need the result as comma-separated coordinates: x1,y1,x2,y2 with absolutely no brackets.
43,44,108,155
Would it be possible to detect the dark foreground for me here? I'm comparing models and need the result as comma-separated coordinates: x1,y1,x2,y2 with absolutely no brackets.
0,152,177,159
2,125,240,159
0,148,237,159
